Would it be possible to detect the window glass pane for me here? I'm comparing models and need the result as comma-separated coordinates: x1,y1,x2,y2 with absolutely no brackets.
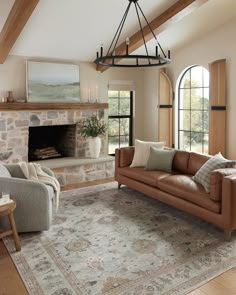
108,119,119,136
203,89,209,110
120,91,130,98
203,111,209,132
120,135,129,148
191,88,203,110
108,98,119,115
191,132,204,153
203,134,209,154
108,136,119,154
179,131,190,150
108,91,119,98
119,118,129,136
179,89,190,109
179,110,190,130
180,71,190,88
191,66,203,87
119,98,130,115
191,111,204,132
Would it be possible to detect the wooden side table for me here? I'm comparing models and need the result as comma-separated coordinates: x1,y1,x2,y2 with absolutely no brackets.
0,199,21,251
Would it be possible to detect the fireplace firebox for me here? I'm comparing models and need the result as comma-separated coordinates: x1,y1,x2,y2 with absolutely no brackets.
28,124,76,161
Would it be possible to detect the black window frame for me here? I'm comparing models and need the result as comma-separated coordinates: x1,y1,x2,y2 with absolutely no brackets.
178,65,209,153
108,90,133,155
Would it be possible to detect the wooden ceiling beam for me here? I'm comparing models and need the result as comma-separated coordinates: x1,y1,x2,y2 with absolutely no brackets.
0,0,39,64
96,0,208,72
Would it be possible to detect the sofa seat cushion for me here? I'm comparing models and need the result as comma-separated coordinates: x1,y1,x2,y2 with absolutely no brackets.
118,167,171,187
158,174,220,213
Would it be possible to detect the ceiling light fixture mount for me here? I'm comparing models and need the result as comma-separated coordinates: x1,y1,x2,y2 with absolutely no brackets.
94,0,171,68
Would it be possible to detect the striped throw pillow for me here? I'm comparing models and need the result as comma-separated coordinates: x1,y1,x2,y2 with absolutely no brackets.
192,153,235,193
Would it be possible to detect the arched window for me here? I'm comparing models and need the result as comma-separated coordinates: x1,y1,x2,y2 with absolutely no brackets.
177,65,209,153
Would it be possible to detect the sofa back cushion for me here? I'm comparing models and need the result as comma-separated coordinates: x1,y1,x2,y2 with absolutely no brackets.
0,165,11,178
4,164,26,178
187,152,210,175
172,150,190,174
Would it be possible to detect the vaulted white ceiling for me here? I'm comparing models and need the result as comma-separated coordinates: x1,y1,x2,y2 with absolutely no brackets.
1,0,236,63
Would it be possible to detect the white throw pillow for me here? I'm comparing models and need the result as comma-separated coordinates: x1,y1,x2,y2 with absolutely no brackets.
192,152,235,193
130,139,165,167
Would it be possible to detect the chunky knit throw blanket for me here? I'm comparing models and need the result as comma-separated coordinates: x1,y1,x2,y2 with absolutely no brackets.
18,162,60,211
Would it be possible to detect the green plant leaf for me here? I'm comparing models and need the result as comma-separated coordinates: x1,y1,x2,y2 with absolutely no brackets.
79,115,107,138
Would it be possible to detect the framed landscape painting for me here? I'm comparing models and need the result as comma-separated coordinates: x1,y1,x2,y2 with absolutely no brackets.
26,61,80,102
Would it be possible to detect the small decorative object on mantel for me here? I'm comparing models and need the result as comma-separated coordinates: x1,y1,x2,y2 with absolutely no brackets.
79,115,107,158
0,97,7,103
15,98,27,103
6,91,15,103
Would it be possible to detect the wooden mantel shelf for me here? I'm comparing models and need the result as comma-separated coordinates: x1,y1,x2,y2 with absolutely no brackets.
0,102,108,111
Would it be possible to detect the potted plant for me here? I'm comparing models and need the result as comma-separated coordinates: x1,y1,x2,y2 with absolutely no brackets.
79,115,107,158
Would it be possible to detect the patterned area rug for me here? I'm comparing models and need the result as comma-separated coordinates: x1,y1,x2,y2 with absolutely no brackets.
4,182,236,295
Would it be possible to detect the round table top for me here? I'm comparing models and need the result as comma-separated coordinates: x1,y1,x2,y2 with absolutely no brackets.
0,199,16,215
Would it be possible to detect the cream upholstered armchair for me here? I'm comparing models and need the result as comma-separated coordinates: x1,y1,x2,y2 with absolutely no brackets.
0,164,57,233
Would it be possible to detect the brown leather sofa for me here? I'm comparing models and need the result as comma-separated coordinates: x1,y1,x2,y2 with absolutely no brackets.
115,147,236,240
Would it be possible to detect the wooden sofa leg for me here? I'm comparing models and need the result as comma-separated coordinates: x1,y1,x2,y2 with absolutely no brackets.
118,183,122,189
224,230,232,241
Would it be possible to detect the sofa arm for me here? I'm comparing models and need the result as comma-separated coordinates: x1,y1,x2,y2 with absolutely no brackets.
115,146,135,169
210,168,236,201
0,177,51,232
221,173,236,229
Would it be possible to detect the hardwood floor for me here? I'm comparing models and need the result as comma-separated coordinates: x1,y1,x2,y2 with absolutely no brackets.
0,241,28,295
0,178,236,295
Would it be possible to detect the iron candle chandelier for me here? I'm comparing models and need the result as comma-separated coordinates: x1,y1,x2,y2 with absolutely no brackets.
94,0,171,68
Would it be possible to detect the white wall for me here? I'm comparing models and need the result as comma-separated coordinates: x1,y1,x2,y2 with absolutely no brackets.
0,56,145,143
167,17,236,159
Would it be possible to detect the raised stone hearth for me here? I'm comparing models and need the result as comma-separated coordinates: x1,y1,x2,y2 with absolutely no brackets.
38,156,114,186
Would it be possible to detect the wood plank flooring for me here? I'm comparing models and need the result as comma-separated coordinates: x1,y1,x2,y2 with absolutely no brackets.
0,178,236,295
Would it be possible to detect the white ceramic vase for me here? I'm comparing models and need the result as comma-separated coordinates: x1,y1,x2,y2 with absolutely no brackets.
87,137,101,158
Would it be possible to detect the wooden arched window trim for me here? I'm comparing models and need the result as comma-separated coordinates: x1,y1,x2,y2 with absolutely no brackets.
158,70,173,148
209,59,226,156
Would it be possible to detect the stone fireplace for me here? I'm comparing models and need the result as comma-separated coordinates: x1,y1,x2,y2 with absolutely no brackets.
0,104,107,163
0,103,114,187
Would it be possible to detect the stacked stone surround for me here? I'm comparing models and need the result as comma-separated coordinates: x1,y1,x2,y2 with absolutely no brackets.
0,108,114,186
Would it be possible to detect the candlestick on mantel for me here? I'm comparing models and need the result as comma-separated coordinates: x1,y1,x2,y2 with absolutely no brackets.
95,86,99,102
88,88,91,102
